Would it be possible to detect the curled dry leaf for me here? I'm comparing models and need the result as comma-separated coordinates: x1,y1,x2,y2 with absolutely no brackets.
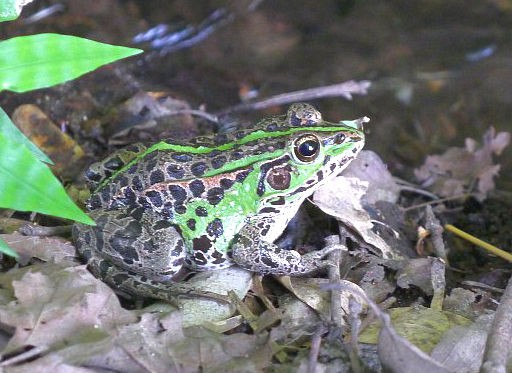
345,150,401,204
313,175,396,259
414,127,510,200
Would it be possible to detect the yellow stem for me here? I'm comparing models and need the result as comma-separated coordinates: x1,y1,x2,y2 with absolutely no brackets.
444,224,512,263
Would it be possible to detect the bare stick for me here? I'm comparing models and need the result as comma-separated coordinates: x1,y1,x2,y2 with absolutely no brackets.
481,274,512,372
217,80,371,115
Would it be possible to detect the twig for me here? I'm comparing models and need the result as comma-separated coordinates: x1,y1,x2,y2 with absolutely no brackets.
217,80,371,116
308,325,326,373
424,206,448,262
167,109,219,124
402,193,470,212
481,274,512,373
444,224,512,263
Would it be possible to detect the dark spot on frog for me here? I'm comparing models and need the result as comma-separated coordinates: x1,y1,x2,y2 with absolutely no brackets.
162,202,175,220
129,207,145,222
207,187,224,205
207,149,222,158
191,162,208,177
187,219,196,231
316,170,324,182
206,218,223,238
85,169,102,183
82,231,92,245
111,274,130,289
117,175,129,187
270,196,286,205
98,260,111,277
150,169,165,185
138,105,150,117
153,219,173,230
131,175,143,191
109,237,140,262
266,122,279,132
211,250,226,264
259,207,279,214
166,163,185,179
104,156,123,171
137,196,151,209
261,254,278,269
123,187,137,205
80,247,92,261
145,190,163,207
211,156,227,169
323,155,331,166
266,165,291,190
195,206,208,217
230,150,244,161
289,112,301,126
289,185,309,196
189,179,205,197
127,164,138,175
193,251,207,265
214,134,228,145
235,169,251,183
235,130,247,139
100,184,111,202
330,163,337,172
175,204,187,214
126,220,143,236
171,153,193,162
220,178,235,190
168,185,187,204
192,235,211,253
126,144,142,153
172,257,184,268
87,194,102,210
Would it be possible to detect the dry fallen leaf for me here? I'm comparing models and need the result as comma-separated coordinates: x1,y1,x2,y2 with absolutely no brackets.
313,175,397,259
414,127,510,200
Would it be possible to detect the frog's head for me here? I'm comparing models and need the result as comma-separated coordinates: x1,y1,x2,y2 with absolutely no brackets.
254,103,367,204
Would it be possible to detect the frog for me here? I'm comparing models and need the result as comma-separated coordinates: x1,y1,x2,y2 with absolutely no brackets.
73,103,367,303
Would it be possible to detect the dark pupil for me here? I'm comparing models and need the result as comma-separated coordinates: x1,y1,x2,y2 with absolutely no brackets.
299,140,319,157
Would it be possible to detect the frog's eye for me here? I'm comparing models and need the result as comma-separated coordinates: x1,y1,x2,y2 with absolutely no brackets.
293,134,321,162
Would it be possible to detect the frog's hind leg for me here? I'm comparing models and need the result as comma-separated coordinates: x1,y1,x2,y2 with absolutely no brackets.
231,224,339,276
73,207,228,304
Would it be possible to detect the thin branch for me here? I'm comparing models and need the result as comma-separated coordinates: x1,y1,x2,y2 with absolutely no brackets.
217,80,371,116
481,274,512,372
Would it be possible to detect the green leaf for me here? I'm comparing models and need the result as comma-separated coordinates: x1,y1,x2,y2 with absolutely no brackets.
0,33,143,93
0,132,94,225
0,107,53,164
0,236,18,257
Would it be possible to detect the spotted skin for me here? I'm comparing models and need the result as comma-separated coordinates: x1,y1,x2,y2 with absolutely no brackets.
73,103,367,302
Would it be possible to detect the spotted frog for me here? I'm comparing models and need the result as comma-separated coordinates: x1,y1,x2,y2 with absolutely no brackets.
73,103,367,302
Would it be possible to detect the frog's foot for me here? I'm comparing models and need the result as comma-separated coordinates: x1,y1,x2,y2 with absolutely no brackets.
232,225,341,276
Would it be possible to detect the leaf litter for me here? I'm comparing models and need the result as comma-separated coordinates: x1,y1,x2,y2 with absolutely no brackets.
1,90,511,371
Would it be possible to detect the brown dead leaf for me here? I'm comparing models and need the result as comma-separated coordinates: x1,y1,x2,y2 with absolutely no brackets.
1,233,76,266
414,127,510,200
0,262,136,359
12,104,87,180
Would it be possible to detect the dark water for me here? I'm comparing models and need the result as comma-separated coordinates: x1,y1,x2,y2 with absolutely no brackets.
1,0,511,189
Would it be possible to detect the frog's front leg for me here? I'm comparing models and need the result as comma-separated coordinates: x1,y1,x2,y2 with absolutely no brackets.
73,207,228,303
231,223,339,276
